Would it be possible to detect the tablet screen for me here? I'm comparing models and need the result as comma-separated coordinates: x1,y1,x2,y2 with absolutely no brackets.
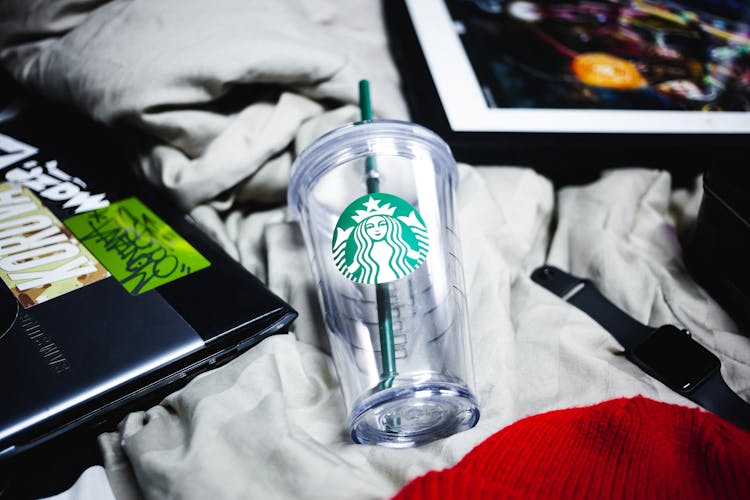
406,0,750,133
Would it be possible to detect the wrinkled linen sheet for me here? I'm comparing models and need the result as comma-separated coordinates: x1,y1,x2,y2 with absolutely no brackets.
0,0,408,209
2,2,749,500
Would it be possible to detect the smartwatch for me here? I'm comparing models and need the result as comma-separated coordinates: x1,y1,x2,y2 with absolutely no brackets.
531,265,750,432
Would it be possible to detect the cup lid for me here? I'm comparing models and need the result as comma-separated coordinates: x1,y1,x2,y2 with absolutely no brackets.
287,119,456,219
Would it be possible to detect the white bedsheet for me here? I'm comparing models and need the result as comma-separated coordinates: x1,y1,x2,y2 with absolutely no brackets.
120,165,740,500
0,0,408,209
1,2,748,499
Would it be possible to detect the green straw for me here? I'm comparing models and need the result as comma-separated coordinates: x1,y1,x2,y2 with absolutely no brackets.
359,80,397,389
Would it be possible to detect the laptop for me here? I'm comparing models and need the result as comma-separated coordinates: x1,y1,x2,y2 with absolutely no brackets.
0,96,297,464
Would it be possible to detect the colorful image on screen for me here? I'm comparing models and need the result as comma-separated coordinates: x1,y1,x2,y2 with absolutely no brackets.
449,0,750,111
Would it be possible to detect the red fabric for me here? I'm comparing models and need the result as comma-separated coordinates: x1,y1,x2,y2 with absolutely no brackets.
394,397,750,500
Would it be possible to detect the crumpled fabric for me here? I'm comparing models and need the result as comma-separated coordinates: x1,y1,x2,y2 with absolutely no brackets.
96,166,749,500
0,0,407,209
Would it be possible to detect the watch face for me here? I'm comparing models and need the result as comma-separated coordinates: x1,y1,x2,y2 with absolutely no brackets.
631,325,720,392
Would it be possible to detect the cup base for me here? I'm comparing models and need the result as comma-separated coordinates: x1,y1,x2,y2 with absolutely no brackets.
349,382,479,447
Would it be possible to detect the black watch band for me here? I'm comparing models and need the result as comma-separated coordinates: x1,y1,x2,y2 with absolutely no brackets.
531,265,750,432
529,265,652,351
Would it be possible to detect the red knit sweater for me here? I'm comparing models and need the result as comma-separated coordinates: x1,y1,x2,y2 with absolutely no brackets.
394,397,750,499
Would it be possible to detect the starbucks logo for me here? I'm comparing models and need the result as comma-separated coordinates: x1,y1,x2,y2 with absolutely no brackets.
332,193,429,284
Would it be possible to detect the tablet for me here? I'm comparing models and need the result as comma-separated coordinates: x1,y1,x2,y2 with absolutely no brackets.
387,0,750,171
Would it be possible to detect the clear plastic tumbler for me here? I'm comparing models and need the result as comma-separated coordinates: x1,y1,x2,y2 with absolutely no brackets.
288,120,479,447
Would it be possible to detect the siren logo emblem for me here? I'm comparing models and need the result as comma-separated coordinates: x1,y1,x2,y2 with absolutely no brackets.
332,193,429,284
